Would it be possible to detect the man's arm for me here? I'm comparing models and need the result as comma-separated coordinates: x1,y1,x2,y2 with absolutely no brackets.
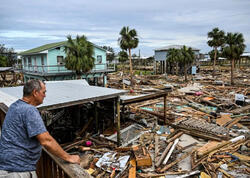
36,132,80,164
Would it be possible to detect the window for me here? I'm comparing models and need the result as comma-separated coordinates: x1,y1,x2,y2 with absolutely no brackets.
57,56,65,65
97,55,102,64
41,56,44,65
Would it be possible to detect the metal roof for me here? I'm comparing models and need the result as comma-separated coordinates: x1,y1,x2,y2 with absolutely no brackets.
155,45,200,51
0,67,13,72
241,52,250,57
0,80,127,110
19,40,106,55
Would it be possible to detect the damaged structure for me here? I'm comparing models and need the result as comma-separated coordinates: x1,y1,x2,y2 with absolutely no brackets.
0,65,250,177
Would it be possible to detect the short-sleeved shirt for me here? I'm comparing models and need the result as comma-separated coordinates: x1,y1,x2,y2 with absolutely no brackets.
0,99,47,172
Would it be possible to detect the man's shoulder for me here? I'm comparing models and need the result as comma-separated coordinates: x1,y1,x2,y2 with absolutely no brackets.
12,99,35,109
9,100,37,114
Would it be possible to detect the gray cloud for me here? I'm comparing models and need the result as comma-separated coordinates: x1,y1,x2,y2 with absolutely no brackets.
1,0,250,56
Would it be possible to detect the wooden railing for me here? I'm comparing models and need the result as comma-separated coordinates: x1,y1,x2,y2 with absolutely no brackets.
37,150,70,178
37,149,90,178
22,63,116,74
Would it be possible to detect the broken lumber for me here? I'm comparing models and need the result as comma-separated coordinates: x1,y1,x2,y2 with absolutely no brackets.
155,141,173,167
133,146,152,167
163,138,179,164
198,135,245,157
167,131,183,143
159,151,193,172
128,159,136,178
231,105,250,114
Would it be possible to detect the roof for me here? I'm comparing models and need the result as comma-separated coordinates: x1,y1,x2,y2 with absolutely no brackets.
0,67,13,72
241,52,250,57
19,40,106,55
155,45,200,51
0,80,127,111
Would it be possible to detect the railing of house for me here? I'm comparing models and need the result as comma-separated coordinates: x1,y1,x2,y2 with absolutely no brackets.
22,63,116,73
37,150,70,178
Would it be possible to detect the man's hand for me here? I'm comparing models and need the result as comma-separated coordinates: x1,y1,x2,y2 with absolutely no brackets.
66,155,81,164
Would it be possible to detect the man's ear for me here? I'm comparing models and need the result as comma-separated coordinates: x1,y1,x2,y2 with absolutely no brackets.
32,90,37,97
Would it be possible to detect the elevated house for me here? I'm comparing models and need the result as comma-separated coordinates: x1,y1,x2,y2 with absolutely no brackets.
154,45,200,74
19,41,115,86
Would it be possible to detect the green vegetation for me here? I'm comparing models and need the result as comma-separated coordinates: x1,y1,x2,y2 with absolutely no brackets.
206,28,246,85
64,35,95,79
118,26,139,87
166,48,181,75
0,55,8,67
166,46,195,81
222,32,245,85
180,46,195,81
102,46,115,63
0,44,15,67
207,27,225,77
134,70,153,75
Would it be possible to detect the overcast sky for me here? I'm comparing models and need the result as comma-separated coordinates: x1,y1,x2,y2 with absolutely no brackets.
1,0,249,56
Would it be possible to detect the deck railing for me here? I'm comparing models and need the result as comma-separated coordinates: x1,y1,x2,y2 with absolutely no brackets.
22,63,115,74
37,150,70,178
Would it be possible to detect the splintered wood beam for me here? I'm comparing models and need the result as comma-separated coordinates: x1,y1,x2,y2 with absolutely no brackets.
167,131,183,143
159,151,193,172
154,135,159,163
155,141,173,167
164,94,167,124
129,159,136,178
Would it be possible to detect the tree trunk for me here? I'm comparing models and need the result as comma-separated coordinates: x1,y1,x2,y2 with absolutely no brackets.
122,63,125,89
77,74,82,79
231,58,234,85
213,47,217,77
176,62,178,75
128,49,133,87
184,63,187,81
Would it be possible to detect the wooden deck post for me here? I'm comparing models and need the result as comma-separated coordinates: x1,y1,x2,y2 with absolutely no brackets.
117,96,121,146
94,102,98,133
164,94,167,124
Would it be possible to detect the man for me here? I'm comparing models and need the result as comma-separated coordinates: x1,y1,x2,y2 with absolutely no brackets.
0,79,80,178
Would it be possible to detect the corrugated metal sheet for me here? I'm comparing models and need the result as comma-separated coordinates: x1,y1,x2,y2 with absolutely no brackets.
0,67,13,72
0,90,18,107
0,80,127,110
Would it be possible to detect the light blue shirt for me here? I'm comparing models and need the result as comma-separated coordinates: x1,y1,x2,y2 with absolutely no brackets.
0,99,47,172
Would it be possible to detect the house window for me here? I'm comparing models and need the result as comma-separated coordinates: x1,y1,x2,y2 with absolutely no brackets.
57,56,65,65
41,56,44,65
97,55,102,64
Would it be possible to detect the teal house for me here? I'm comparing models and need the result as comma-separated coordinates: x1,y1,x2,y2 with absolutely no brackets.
19,40,115,86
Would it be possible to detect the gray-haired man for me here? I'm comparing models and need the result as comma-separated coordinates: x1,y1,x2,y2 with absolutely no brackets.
0,79,80,178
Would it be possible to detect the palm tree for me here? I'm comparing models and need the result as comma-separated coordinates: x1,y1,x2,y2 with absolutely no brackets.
118,50,129,89
118,26,139,87
207,27,225,77
64,35,95,79
180,46,195,81
222,32,245,85
166,48,181,75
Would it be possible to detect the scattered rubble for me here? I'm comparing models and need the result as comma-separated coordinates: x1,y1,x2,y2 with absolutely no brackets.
57,67,250,177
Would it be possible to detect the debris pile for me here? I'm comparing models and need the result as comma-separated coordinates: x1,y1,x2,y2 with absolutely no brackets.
43,67,249,177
